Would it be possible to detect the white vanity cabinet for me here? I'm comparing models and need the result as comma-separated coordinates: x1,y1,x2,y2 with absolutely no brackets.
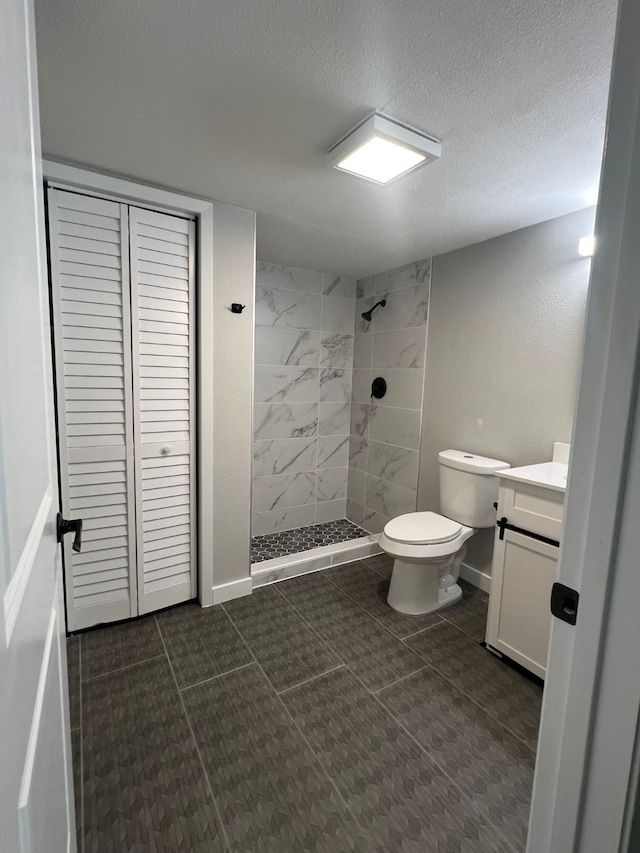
485,463,567,679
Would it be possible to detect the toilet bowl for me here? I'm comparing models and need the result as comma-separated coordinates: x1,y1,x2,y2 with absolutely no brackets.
379,449,510,616
380,511,474,615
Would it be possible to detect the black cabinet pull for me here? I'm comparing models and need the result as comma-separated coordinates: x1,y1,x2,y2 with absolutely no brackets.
56,513,83,553
496,516,559,548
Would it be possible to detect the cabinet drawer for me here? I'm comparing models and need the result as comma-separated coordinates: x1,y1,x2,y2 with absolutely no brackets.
498,481,564,541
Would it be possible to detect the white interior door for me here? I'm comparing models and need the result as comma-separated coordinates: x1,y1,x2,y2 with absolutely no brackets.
0,0,75,848
527,0,640,848
49,194,196,628
129,207,196,613
49,189,138,632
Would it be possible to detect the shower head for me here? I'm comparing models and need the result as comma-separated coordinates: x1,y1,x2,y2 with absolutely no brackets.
361,299,386,322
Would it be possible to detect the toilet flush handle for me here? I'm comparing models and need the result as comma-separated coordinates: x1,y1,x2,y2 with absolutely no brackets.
160,444,173,456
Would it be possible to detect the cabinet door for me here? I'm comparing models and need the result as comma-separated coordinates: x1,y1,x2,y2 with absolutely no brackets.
486,528,558,678
49,189,138,631
129,208,196,614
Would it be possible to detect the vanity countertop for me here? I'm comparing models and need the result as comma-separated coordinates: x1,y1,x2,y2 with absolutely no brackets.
495,461,568,493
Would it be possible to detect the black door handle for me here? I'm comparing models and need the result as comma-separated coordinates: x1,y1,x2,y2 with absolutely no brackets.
551,582,579,625
56,513,83,553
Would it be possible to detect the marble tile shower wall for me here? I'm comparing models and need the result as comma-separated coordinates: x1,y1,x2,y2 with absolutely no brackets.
347,258,431,534
253,262,357,536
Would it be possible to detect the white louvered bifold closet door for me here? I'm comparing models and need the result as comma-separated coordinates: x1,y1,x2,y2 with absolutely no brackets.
48,189,138,631
129,208,196,614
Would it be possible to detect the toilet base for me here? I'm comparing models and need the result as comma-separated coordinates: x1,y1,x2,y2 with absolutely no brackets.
437,582,463,610
386,556,463,615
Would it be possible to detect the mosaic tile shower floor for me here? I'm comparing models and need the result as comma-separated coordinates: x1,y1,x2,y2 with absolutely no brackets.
68,555,541,852
251,518,368,563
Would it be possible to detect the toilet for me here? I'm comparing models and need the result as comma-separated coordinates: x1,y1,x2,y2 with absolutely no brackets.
380,450,510,615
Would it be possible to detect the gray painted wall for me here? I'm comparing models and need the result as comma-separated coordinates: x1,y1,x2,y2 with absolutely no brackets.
347,260,431,533
417,207,596,575
253,262,356,536
209,202,256,590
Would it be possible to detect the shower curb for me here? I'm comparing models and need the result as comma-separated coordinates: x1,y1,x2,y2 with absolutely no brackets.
251,534,382,588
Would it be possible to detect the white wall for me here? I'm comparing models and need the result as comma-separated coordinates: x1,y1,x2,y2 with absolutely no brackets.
417,207,596,576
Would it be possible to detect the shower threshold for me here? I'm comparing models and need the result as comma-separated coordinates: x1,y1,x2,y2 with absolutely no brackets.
251,519,382,588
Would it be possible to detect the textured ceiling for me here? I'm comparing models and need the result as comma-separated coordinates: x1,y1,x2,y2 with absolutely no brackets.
33,0,617,277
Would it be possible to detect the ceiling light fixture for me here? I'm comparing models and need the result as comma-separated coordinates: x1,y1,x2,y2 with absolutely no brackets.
327,113,441,185
578,235,596,257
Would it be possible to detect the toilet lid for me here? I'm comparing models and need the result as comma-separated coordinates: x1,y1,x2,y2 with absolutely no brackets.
383,511,462,545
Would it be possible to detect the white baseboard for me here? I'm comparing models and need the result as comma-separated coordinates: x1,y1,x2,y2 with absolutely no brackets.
459,562,492,594
210,577,252,605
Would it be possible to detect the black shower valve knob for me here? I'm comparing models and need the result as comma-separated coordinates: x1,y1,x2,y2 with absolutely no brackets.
231,303,246,313
371,377,387,399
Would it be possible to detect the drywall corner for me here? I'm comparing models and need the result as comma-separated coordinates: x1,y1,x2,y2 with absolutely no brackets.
205,201,256,595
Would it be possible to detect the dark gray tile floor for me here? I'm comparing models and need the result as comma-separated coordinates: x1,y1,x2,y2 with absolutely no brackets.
68,554,540,852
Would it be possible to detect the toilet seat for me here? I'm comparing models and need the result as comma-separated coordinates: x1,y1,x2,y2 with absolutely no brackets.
383,511,462,545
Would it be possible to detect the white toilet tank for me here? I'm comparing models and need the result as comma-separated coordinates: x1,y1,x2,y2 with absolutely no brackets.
439,450,510,528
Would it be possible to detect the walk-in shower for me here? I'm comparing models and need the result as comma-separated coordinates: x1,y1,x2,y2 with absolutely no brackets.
251,261,380,585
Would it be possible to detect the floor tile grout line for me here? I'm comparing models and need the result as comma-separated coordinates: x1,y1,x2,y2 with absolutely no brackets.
400,620,445,641
71,580,528,850
341,662,522,853
416,606,487,644
272,570,530,847
359,556,391,578
300,565,432,648
252,574,516,751
269,583,350,669
361,557,491,605
179,661,256,693
439,608,488,641
439,621,486,642
324,560,479,644
373,654,536,759
377,678,523,853
401,635,539,754
218,604,264,666
370,664,431,695
81,653,167,684
221,600,343,696
339,578,447,645
153,615,234,853
276,662,346,696
218,603,368,828
407,632,540,752
250,657,373,842
273,578,426,693
220,605,259,664
345,650,410,707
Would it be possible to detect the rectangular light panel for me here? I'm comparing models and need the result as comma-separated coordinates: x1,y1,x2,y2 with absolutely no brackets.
327,113,441,185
